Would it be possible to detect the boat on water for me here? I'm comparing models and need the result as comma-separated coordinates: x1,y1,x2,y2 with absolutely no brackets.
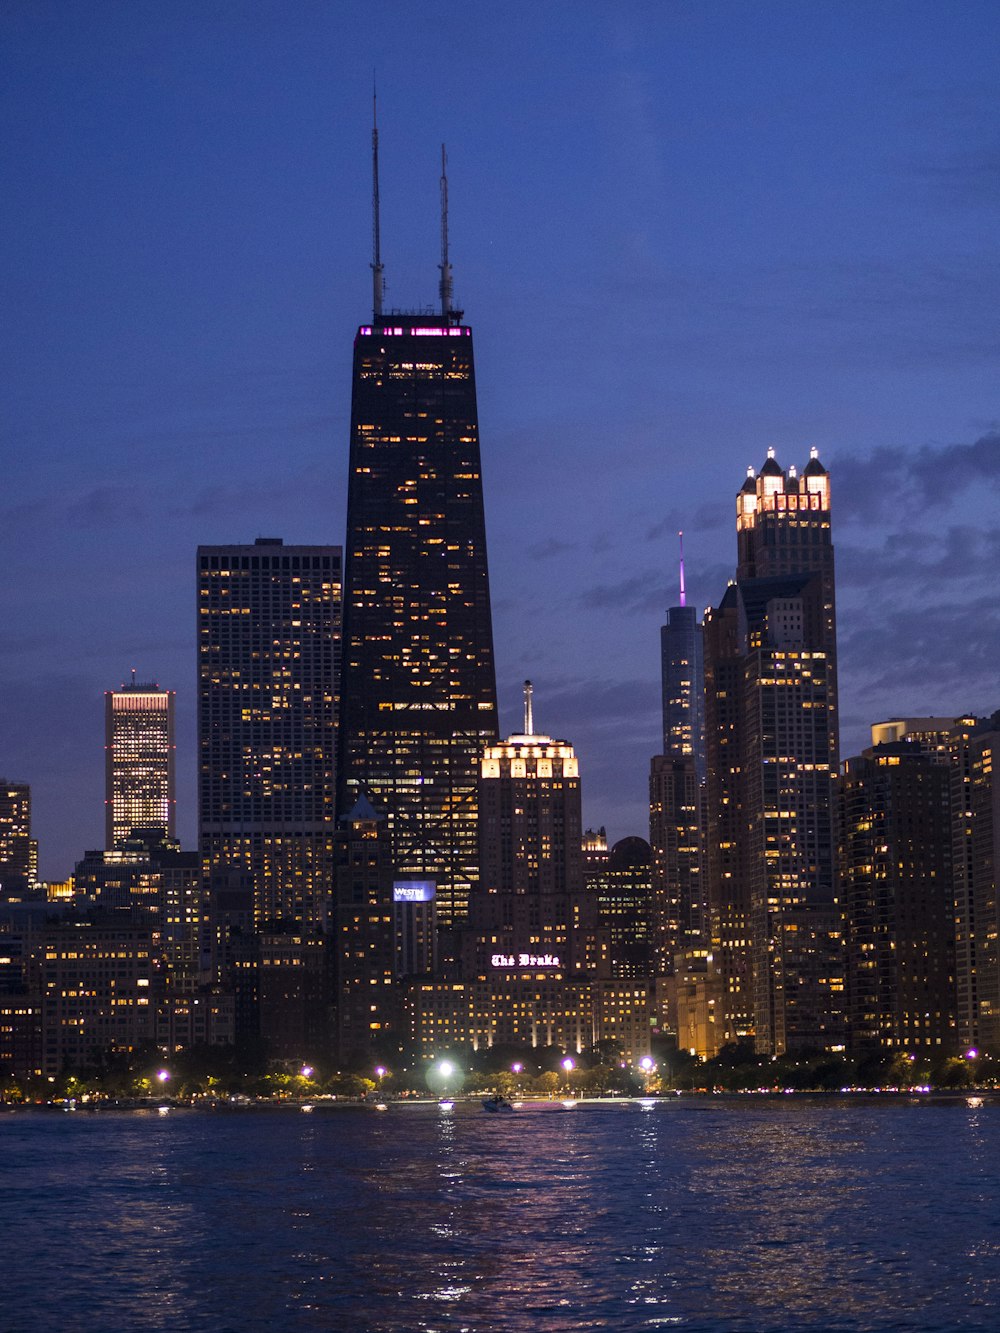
482,1095,514,1113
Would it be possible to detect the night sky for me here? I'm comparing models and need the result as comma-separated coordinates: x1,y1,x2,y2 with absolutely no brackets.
3,2,998,878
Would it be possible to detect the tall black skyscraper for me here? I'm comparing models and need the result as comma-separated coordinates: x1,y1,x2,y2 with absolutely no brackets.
338,133,498,929
649,537,706,985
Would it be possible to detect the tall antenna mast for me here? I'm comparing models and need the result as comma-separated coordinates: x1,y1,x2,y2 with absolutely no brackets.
523,680,534,736
439,143,453,318
371,87,384,320
678,531,687,608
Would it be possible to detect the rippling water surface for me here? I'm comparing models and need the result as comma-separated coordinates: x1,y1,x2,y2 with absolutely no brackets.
3,1097,1000,1331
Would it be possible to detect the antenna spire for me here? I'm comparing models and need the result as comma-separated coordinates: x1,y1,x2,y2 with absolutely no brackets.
678,531,687,608
523,680,534,736
371,86,384,320
439,144,454,318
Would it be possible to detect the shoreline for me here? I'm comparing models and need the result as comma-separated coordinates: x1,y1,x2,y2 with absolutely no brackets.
4,1087,999,1114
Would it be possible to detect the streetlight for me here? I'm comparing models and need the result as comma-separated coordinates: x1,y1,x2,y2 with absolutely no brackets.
428,1057,459,1099
561,1056,575,1097
639,1056,656,1094
156,1070,170,1084
300,1065,314,1079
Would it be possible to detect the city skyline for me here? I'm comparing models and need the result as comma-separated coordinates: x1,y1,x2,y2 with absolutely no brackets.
3,3,999,877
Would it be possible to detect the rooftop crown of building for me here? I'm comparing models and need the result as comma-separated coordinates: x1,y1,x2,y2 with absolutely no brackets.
736,446,831,528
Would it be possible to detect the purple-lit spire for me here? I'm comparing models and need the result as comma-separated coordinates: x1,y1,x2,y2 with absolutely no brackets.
678,531,687,608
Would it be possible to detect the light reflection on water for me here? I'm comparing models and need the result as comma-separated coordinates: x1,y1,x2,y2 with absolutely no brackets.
3,1099,1000,1330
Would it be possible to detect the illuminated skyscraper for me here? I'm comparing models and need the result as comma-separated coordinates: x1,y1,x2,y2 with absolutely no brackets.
705,450,844,1055
338,139,498,929
0,781,37,898
105,678,176,849
469,684,594,981
197,539,341,926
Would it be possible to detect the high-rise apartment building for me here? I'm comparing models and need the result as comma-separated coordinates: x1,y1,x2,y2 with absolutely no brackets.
839,742,956,1051
0,781,37,899
105,679,176,848
197,539,341,926
587,836,654,979
869,713,1000,1050
705,450,844,1055
338,303,498,927
648,756,704,969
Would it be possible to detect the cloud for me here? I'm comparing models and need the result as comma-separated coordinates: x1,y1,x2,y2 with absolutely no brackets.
840,594,1000,703
831,429,1000,524
580,572,664,616
526,537,576,560
838,525,1000,588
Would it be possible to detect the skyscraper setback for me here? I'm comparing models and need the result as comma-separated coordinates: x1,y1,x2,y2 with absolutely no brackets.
338,137,498,929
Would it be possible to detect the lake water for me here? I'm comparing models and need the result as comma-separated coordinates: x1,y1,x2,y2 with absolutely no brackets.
2,1096,999,1331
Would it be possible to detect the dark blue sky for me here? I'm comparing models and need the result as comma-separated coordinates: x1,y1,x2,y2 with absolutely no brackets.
3,1,998,877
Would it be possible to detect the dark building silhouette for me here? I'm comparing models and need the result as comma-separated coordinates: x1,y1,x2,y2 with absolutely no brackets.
197,539,341,928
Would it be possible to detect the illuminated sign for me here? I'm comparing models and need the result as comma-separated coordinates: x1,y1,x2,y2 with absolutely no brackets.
393,880,436,904
491,952,561,970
